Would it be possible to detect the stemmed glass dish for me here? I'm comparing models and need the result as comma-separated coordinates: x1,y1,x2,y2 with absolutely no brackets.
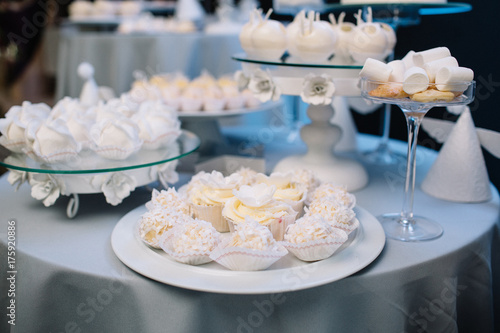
360,77,475,241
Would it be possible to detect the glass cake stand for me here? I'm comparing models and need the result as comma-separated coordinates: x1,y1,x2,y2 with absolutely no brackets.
0,130,200,218
360,78,475,241
233,54,368,191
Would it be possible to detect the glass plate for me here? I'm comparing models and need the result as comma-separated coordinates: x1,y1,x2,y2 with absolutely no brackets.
0,130,200,174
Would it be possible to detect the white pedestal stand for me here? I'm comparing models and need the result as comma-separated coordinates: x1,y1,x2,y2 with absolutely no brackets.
238,59,368,191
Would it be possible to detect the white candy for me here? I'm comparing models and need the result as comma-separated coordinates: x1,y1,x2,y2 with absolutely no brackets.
359,58,392,82
435,66,474,92
403,67,429,95
402,50,416,69
413,47,451,68
423,56,459,83
387,60,406,82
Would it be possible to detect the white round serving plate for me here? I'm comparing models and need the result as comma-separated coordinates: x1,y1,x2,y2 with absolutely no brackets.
111,204,385,294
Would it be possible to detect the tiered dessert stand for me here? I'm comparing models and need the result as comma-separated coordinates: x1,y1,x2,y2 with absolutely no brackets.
233,54,368,191
0,130,200,218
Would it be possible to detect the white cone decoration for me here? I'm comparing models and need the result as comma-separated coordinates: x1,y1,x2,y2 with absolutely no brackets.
421,108,492,203
330,96,358,152
78,62,99,107
175,0,205,22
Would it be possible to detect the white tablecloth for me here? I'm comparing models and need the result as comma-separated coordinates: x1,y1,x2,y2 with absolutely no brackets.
0,135,499,333
55,30,243,99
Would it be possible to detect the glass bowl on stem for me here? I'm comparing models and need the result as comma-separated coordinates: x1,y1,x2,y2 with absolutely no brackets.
360,77,476,241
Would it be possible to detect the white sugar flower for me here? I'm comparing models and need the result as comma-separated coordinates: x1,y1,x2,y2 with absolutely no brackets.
300,74,336,105
233,183,276,207
157,160,179,189
234,70,250,91
29,174,64,207
92,172,137,206
247,69,281,102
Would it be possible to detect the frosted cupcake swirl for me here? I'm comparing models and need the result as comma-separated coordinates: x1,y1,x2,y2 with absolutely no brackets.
222,184,296,227
188,171,243,206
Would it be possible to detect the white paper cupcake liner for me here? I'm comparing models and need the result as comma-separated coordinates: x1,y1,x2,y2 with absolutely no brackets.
141,129,181,150
281,229,348,262
210,239,288,271
191,204,229,232
159,232,214,265
331,217,359,235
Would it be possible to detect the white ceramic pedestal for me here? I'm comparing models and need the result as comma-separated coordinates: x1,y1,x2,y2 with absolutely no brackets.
273,103,368,191
237,57,368,191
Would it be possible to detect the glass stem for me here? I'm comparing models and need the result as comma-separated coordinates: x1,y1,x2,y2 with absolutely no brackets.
401,113,424,225
379,104,391,148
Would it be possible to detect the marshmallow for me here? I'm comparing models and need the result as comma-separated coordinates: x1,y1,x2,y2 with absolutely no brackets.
402,50,416,69
413,47,451,68
388,60,406,82
403,67,429,95
359,58,393,82
435,66,474,92
423,56,459,83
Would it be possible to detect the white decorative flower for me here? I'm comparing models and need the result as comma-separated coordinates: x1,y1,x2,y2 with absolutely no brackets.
92,172,137,206
29,174,64,207
157,161,179,189
300,74,336,105
247,69,281,102
7,170,27,191
233,183,276,207
4,156,28,190
234,70,250,91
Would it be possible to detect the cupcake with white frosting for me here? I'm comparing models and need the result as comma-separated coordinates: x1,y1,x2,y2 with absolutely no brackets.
188,171,244,232
254,172,307,216
159,218,221,265
209,217,288,270
222,183,297,240
282,214,348,261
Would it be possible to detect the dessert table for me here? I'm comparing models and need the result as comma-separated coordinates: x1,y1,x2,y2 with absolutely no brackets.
0,134,498,333
55,29,243,99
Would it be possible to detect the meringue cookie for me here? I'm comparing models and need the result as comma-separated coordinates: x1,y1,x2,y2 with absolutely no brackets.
26,118,82,163
90,117,142,160
132,101,181,149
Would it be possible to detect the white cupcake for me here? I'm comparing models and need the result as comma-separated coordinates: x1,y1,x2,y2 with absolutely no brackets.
159,218,221,265
222,183,297,241
188,171,244,232
282,214,348,261
210,217,288,271
254,172,307,216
